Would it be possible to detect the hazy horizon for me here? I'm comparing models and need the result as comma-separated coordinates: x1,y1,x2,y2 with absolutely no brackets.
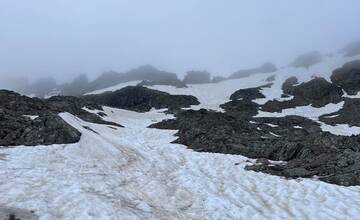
1,0,360,83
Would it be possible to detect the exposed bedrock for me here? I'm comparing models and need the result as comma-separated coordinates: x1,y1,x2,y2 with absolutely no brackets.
0,90,119,147
150,72,360,186
262,77,344,112
0,110,81,146
320,98,360,126
83,86,199,113
229,83,272,101
150,107,360,186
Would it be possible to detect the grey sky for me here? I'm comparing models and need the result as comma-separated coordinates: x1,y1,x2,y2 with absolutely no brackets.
1,0,360,82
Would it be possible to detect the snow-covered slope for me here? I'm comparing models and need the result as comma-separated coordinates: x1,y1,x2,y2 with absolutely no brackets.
84,53,360,136
1,107,360,219
1,54,360,219
85,54,360,111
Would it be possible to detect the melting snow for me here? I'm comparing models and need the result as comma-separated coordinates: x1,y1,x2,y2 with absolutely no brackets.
0,108,360,219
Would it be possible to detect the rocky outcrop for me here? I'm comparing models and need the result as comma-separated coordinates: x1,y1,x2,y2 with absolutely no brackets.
262,77,343,112
288,77,343,107
150,71,360,186
0,90,120,147
0,110,80,146
331,60,360,95
220,99,260,118
46,96,120,126
0,90,116,126
84,86,199,113
229,83,272,101
281,76,298,94
320,98,360,126
150,107,360,186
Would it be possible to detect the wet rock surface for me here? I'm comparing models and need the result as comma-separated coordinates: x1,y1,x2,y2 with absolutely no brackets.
0,90,119,147
84,86,199,113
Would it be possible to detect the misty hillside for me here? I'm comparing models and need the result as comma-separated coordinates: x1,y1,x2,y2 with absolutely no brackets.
2,51,360,219
2,1,360,219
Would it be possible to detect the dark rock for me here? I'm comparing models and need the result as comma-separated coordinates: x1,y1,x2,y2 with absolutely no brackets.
220,99,260,118
0,90,122,147
290,77,343,107
262,77,343,112
0,111,80,146
282,77,298,94
84,86,199,113
331,60,360,95
229,63,277,79
282,168,316,178
319,98,360,126
150,102,360,186
46,96,120,127
229,84,272,101
291,51,322,69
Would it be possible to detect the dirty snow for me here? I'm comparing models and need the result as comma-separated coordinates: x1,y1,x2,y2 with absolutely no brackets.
1,108,360,219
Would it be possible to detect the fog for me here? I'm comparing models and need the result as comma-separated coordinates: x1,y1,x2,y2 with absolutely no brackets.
1,0,360,84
